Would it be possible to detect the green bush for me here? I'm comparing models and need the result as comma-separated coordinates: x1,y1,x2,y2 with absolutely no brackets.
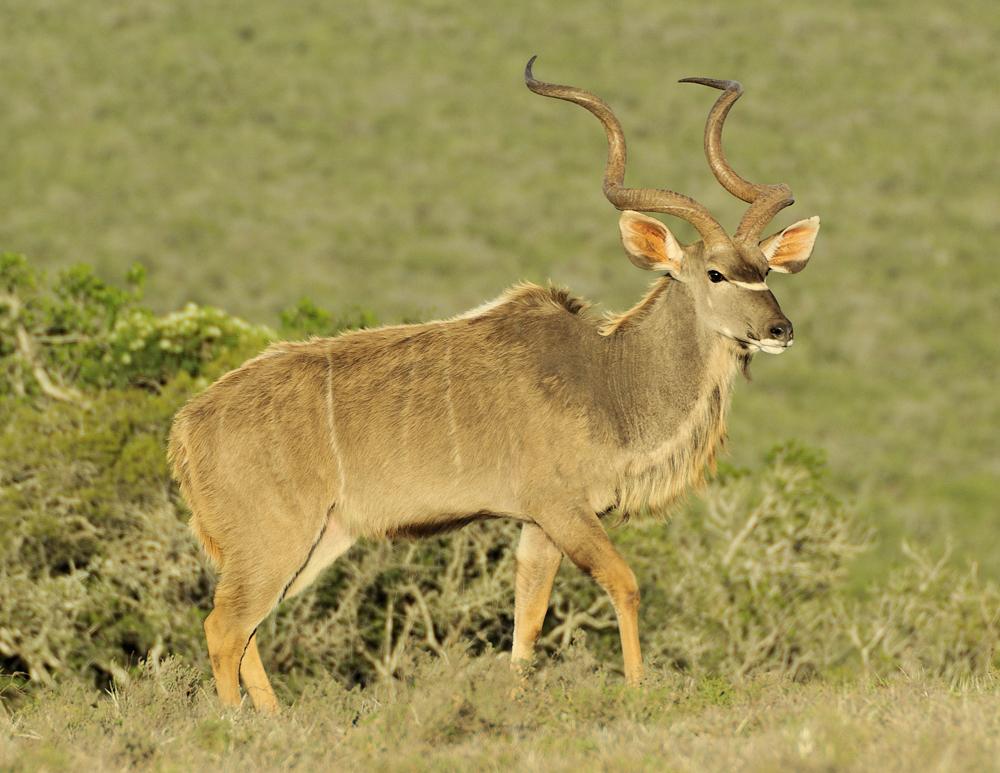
0,378,214,689
0,257,378,693
0,254,272,394
279,297,379,339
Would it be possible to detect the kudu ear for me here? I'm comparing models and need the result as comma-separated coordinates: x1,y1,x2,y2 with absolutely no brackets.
759,216,820,274
618,211,685,274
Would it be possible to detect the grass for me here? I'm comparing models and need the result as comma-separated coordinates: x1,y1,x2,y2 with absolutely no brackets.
2,0,997,580
3,653,999,772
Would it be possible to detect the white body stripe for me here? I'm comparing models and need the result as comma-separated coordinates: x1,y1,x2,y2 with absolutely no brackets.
326,348,348,501
444,335,463,471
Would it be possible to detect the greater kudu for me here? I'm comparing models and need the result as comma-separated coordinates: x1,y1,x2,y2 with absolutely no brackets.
168,57,820,711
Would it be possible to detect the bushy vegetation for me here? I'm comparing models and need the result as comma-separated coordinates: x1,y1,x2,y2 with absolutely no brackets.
2,258,996,720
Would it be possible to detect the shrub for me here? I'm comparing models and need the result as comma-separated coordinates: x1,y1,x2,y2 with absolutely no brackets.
0,381,214,690
279,297,378,339
840,542,1000,683
632,444,873,680
0,257,378,697
0,254,272,394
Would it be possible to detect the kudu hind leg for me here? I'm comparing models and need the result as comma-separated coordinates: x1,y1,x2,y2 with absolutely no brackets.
536,508,643,685
204,551,310,710
512,523,562,665
239,632,278,713
206,515,355,711
204,595,257,709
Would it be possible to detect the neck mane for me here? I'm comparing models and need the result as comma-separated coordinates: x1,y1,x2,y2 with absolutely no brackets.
601,277,747,517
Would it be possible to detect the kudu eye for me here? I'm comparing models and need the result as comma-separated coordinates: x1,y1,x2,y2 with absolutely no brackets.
707,270,725,283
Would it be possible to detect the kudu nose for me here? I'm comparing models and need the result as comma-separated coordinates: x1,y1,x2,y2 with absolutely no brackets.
767,319,793,343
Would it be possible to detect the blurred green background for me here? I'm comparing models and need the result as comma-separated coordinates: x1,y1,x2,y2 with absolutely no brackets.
1,0,997,579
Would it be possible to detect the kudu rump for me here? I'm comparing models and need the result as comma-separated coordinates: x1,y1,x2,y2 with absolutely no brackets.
169,58,820,711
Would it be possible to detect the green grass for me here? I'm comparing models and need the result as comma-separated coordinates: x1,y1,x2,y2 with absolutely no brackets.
3,654,999,772
4,0,996,578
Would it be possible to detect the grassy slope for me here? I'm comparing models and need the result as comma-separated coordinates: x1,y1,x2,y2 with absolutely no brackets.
3,654,999,772
4,1,997,578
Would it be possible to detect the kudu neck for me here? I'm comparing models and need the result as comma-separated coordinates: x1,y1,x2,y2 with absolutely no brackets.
618,278,713,354
605,278,740,442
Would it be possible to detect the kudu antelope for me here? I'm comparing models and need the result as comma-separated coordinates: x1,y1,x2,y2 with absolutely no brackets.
168,57,820,711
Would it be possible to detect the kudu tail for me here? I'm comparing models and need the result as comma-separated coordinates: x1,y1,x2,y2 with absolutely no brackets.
167,413,224,567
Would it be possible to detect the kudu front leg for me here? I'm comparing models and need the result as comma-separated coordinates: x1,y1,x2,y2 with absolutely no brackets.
512,523,562,666
536,507,643,686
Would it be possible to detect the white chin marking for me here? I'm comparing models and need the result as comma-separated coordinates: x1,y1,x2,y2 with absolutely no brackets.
759,338,791,354
724,330,791,354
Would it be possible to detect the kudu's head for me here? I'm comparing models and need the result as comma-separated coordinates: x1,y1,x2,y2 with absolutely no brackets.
526,57,820,354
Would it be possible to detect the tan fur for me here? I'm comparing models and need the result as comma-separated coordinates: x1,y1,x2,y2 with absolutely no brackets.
171,67,820,709
168,275,767,707
612,339,735,516
599,278,671,336
167,421,223,565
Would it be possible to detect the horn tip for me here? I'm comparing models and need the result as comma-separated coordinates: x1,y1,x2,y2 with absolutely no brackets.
525,55,539,84
679,77,742,93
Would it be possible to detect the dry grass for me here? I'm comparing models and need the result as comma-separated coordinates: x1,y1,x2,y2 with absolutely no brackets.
2,653,998,772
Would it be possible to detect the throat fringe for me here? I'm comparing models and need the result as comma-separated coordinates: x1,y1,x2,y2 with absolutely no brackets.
614,343,740,520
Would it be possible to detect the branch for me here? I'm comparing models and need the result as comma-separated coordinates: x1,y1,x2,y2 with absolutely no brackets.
2,291,88,406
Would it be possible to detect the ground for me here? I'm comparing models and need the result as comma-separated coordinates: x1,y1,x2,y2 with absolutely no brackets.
3,653,998,772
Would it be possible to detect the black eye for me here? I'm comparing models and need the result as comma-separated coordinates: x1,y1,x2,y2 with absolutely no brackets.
707,270,725,283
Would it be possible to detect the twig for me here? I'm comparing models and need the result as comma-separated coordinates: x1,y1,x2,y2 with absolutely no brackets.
3,291,88,405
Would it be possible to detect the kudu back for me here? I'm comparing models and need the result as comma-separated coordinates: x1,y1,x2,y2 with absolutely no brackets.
169,57,820,711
